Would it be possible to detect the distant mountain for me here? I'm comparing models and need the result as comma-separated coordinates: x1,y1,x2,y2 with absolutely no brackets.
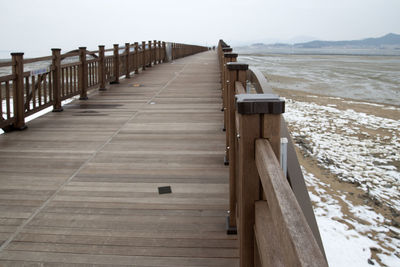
294,33,400,48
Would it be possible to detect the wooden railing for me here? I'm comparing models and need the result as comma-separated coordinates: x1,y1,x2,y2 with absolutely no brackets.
0,41,208,131
218,40,328,267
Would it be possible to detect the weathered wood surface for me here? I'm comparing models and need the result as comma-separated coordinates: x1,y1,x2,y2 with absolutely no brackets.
0,51,239,266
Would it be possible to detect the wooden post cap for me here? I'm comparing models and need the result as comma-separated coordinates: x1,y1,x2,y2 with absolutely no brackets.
224,52,238,58
11,52,24,56
51,48,61,51
235,94,285,114
227,62,248,71
222,47,232,52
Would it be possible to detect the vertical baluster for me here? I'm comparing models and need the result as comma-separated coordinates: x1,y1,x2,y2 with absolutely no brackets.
73,66,77,94
61,67,65,97
69,66,72,95
38,75,42,106
95,61,98,84
32,76,36,108
66,67,70,96
49,72,52,101
0,82,3,118
24,76,29,111
91,62,94,86
6,81,10,119
44,73,48,103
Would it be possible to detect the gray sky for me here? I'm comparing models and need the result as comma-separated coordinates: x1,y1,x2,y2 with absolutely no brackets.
0,0,399,57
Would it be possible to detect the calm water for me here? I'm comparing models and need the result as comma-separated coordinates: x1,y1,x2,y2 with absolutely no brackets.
237,52,400,106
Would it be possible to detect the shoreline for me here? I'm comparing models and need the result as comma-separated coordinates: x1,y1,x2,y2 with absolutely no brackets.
276,87,400,266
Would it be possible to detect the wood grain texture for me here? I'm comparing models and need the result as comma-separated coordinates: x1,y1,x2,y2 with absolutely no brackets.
0,51,238,266
254,201,284,267
237,113,260,267
255,139,327,267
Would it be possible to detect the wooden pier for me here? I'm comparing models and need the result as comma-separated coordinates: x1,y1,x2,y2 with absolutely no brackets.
0,50,240,266
0,41,327,266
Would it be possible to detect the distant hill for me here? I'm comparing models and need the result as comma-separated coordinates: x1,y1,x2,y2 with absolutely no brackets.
294,33,400,48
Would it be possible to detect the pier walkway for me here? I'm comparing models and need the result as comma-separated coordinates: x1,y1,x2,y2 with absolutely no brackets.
0,51,239,266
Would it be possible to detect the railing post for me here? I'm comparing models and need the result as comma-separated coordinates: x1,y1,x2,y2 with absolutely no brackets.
110,44,120,84
51,48,63,111
142,41,146,70
148,40,152,67
162,41,167,62
125,42,130,79
236,103,260,267
222,51,236,166
225,62,248,235
134,42,139,74
78,47,88,100
235,94,285,267
98,45,106,91
153,40,158,64
158,41,162,63
11,52,27,130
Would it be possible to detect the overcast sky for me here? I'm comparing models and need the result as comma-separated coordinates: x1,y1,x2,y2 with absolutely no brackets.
0,0,399,57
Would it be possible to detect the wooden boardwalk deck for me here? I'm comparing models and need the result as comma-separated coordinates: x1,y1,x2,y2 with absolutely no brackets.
0,51,239,266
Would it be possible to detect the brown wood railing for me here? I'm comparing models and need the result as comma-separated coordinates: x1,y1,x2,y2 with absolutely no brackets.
218,40,328,267
0,41,207,131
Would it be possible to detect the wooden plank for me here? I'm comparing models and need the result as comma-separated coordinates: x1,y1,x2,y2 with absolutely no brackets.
0,51,238,265
7,242,238,258
255,139,327,266
0,251,239,266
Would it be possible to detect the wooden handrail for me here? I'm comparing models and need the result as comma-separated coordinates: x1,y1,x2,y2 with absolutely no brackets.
246,65,325,256
247,66,273,94
218,39,327,267
0,74,15,83
0,61,12,67
0,40,207,132
255,139,327,266
23,55,53,64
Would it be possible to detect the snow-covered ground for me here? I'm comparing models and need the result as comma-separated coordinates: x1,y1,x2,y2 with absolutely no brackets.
284,98,400,266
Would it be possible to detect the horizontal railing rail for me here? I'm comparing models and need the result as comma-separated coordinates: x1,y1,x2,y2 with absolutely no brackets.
0,41,208,131
218,39,327,267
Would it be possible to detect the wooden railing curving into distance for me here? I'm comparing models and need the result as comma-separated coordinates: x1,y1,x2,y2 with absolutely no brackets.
218,40,328,267
0,41,207,132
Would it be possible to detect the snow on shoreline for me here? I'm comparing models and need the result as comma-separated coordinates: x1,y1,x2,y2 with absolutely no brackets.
303,169,400,267
284,99,400,211
285,98,400,266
